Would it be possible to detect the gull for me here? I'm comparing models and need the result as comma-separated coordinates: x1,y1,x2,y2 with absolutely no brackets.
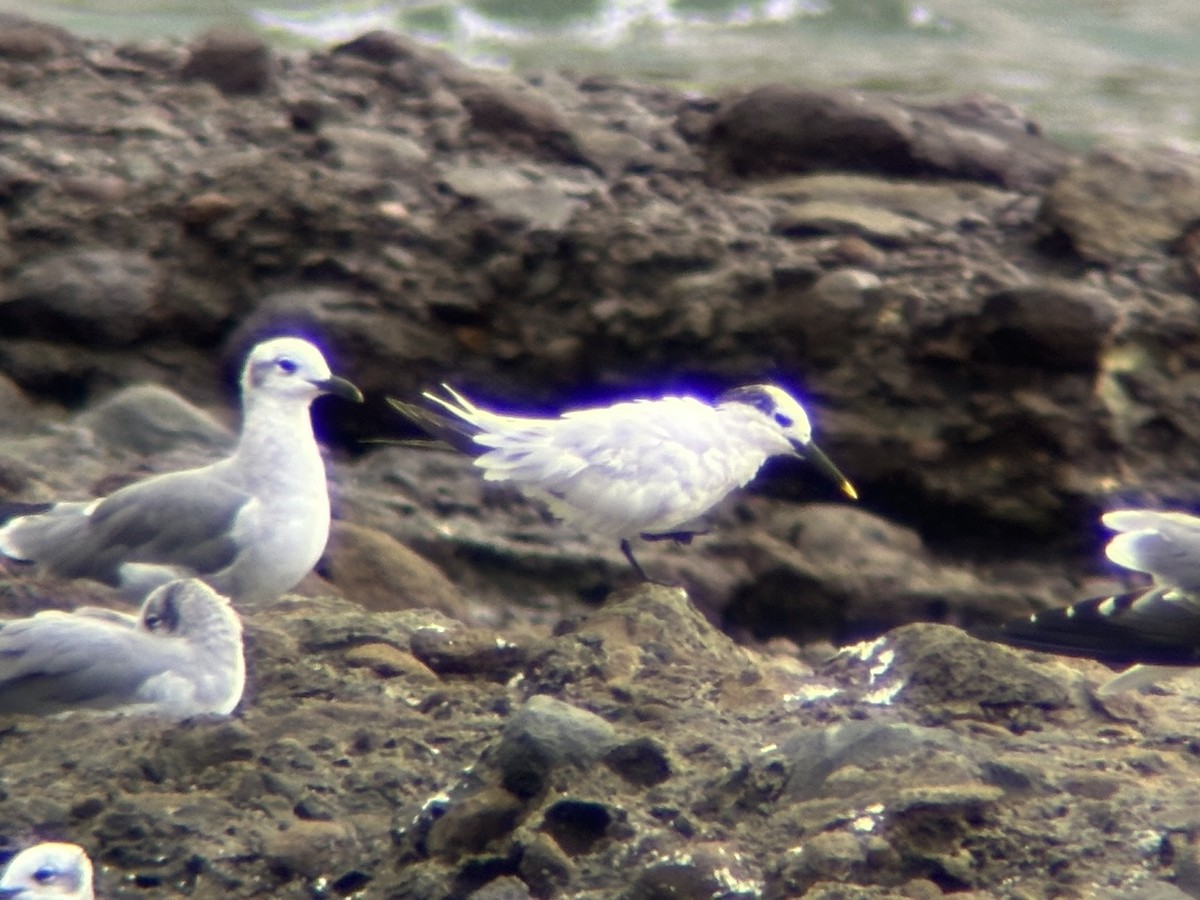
389,383,857,578
991,510,1200,695
0,843,93,899
0,578,244,718
0,337,362,603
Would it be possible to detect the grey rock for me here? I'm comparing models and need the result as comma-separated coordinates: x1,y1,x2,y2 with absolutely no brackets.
748,172,1020,228
773,201,932,243
439,165,590,232
884,623,1076,722
780,720,969,801
766,831,876,899
973,280,1120,370
2,249,160,346
706,85,1071,190
74,383,232,456
322,126,430,178
495,695,618,797
725,504,1052,643
626,841,762,900
467,876,533,900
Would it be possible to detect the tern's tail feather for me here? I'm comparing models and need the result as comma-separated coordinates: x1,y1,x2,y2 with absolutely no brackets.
387,386,483,456
985,586,1200,667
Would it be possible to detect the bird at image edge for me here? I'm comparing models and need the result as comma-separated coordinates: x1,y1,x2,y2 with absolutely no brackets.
989,510,1200,695
389,382,857,579
0,842,94,899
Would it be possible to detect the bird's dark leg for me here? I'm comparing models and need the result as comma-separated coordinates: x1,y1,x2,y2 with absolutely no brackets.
640,529,708,546
620,538,650,581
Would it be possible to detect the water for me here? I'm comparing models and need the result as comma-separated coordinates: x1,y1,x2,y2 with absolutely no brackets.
1,0,1197,149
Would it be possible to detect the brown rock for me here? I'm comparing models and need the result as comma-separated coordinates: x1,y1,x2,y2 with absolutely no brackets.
321,520,467,618
182,192,238,228
456,78,592,168
425,786,523,858
0,19,73,61
343,642,437,680
262,819,360,879
182,28,272,95
409,621,526,680
707,85,1071,189
1039,146,1200,263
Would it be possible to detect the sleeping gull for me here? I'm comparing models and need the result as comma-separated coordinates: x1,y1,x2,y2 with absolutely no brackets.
389,383,857,578
991,510,1200,695
0,337,362,603
0,578,244,717
0,842,94,899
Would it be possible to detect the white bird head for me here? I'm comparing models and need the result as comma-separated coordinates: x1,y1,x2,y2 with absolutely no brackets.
717,384,857,500
0,843,94,900
140,578,241,641
240,337,363,406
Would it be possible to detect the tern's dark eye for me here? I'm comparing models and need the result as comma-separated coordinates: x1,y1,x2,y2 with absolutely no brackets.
144,613,161,630
277,358,298,374
773,412,794,427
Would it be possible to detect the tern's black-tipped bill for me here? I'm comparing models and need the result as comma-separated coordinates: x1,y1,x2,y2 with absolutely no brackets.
803,441,858,501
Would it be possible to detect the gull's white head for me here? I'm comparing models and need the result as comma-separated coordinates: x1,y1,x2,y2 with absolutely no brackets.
718,384,857,500
0,843,94,900
240,337,363,406
140,578,240,640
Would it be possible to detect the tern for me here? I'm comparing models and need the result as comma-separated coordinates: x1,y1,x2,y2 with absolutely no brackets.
389,383,857,578
991,510,1200,695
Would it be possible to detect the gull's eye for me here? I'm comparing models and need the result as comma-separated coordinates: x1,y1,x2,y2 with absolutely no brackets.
277,358,298,374
33,868,58,884
773,412,794,428
144,613,162,630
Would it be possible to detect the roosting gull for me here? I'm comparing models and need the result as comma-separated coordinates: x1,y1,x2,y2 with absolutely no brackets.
0,337,362,603
389,383,857,578
992,510,1200,695
0,842,94,899
0,578,244,718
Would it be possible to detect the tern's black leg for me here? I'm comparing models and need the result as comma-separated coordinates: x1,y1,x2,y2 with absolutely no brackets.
620,538,650,581
640,529,708,546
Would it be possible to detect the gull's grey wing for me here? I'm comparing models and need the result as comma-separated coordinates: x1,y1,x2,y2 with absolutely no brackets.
1,465,250,586
1103,510,1200,590
0,613,174,714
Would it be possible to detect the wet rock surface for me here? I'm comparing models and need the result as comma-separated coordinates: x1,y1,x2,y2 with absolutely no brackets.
1,14,1200,899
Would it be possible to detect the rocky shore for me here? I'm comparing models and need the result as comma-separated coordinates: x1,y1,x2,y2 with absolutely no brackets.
2,13,1200,898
